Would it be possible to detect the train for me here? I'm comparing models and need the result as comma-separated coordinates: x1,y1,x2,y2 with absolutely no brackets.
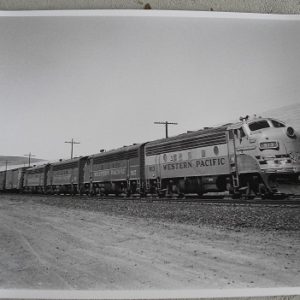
1,116,300,198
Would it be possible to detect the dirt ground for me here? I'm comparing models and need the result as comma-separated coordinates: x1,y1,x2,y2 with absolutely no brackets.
0,195,299,290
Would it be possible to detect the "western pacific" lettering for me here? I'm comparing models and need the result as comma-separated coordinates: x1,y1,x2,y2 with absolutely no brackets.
162,158,225,171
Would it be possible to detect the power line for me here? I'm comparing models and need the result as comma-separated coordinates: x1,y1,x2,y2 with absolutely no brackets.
64,138,80,159
154,121,178,138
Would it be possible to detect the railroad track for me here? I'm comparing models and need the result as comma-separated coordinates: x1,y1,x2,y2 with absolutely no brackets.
3,192,300,206
95,196,300,206
42,193,300,206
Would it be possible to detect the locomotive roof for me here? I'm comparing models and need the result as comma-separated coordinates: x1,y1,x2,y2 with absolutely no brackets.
227,116,285,130
50,156,86,167
146,124,229,147
89,143,143,159
26,164,48,171
5,166,28,172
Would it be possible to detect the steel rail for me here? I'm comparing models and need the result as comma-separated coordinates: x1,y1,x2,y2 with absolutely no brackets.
20,193,300,206
2,192,300,206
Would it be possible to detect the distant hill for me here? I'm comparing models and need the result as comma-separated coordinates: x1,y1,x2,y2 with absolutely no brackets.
262,102,300,131
0,156,46,170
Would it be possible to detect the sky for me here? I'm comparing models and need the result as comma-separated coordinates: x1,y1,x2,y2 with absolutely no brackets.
0,11,300,160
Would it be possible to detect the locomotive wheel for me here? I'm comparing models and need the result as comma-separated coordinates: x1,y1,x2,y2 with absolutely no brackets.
178,192,185,198
170,184,180,197
239,177,257,200
126,189,131,197
232,192,241,199
158,189,166,198
243,180,255,200
89,188,95,196
259,183,267,199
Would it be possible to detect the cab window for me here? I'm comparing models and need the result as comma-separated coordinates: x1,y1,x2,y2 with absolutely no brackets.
271,120,285,128
248,120,270,131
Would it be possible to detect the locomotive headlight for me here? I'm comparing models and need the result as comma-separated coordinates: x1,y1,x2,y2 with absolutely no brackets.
259,141,279,150
286,126,296,138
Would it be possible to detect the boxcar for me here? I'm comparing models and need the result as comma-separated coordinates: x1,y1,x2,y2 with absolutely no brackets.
5,167,27,191
23,164,50,193
46,157,87,194
82,144,146,195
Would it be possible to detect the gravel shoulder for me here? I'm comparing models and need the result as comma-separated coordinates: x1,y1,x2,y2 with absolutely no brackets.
0,194,299,289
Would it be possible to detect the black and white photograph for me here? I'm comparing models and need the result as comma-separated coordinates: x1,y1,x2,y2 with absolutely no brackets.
0,3,299,299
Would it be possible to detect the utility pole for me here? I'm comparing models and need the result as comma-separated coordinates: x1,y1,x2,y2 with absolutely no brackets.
3,160,10,188
154,121,178,138
24,152,35,167
4,160,10,172
65,138,80,159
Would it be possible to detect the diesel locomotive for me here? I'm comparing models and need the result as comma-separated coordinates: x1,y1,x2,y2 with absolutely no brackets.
1,116,299,198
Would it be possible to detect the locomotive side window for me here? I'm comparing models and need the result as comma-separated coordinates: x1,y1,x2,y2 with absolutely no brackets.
248,120,270,131
271,120,285,128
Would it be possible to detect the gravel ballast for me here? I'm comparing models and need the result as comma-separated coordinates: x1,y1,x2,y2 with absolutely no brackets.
8,194,300,231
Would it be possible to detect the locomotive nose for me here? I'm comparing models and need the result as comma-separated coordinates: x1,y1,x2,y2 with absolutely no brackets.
257,127,298,155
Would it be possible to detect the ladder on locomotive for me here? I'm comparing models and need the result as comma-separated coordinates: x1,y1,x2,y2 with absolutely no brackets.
228,129,240,190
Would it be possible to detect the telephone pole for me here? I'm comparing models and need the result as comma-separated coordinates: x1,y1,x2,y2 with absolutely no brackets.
154,121,178,138
24,152,35,167
65,138,80,159
5,160,9,171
